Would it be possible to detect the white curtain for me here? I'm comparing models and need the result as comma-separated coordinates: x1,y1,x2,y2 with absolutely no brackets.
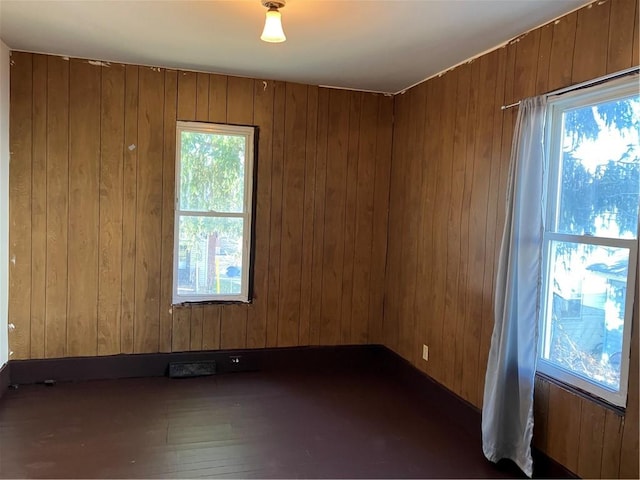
482,96,547,478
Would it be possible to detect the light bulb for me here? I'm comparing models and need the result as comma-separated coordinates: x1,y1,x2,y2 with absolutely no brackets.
261,7,286,43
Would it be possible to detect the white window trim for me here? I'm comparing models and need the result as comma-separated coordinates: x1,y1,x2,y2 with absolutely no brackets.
172,121,255,304
537,76,639,408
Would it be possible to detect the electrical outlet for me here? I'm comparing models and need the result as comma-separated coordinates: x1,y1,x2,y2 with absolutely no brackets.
422,344,429,361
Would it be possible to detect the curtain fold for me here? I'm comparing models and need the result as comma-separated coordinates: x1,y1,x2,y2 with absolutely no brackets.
482,96,547,478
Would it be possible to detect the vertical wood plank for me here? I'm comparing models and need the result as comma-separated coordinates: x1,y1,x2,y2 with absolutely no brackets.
606,0,636,73
67,59,100,357
351,93,376,344
227,77,254,125
208,74,228,124
171,306,191,352
454,59,481,401
412,83,431,371
533,378,550,451
8,52,32,359
477,46,508,404
453,60,479,393
398,86,424,363
411,84,431,366
572,1,611,83
134,67,164,353
320,89,349,346
45,55,69,359
339,91,361,345
177,71,197,121
190,305,203,351
407,85,430,369
245,78,273,349
547,386,582,472
600,409,623,478
220,305,248,350
368,96,392,345
309,89,329,346
195,73,209,122
201,305,221,350
430,74,451,382
535,24,553,95
462,52,496,406
514,29,541,100
265,81,285,348
383,94,407,354
97,63,125,356
30,54,47,359
121,65,138,354
159,69,177,353
548,12,578,91
443,64,468,388
417,82,437,376
277,83,307,347
576,399,605,478
633,1,639,66
298,85,318,346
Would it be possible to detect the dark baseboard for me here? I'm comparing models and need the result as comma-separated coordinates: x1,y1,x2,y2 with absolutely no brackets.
8,344,385,385
5,343,575,478
0,361,9,400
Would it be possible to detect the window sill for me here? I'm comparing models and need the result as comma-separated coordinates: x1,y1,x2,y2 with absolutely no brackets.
172,299,253,307
535,372,625,416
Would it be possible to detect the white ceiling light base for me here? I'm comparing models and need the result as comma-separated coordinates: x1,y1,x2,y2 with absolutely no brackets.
260,0,287,43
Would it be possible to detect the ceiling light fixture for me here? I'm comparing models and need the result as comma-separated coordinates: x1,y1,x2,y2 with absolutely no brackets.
260,0,286,43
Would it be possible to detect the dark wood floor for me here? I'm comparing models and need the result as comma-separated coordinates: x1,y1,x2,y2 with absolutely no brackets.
0,369,520,479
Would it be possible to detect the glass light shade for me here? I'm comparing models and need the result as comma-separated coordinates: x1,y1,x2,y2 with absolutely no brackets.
261,9,286,43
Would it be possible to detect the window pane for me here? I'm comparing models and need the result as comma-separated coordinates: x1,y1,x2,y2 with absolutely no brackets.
541,241,629,391
557,96,639,238
177,216,244,296
180,131,246,213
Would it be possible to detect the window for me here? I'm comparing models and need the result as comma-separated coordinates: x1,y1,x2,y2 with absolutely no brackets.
538,77,639,407
173,122,255,304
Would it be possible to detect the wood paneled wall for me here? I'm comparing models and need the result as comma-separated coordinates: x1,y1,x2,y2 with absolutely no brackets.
8,0,639,477
8,54,393,359
383,0,639,477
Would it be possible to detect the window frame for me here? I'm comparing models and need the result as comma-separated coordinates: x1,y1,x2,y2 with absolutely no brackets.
537,76,639,408
172,121,256,305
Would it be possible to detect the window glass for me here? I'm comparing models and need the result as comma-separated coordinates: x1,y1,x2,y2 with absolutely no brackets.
176,216,244,297
173,122,254,304
539,78,638,407
179,132,246,213
541,241,630,391
557,98,639,238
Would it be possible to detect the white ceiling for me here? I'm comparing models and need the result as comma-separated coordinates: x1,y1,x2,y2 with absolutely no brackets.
1,0,589,94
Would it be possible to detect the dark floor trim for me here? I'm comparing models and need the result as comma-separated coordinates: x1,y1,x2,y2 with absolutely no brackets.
6,344,575,478
8,344,385,385
0,361,9,400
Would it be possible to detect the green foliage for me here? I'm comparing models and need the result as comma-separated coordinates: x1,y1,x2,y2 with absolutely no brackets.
179,131,246,251
559,154,639,236
180,131,245,213
564,98,636,149
558,98,639,238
